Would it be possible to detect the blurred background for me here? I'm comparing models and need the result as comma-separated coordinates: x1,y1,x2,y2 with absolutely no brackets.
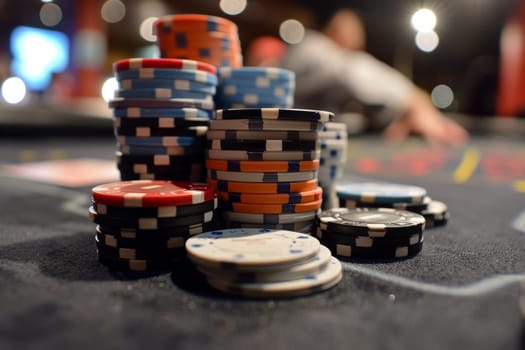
0,0,524,123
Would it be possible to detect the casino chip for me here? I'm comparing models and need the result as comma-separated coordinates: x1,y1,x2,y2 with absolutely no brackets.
185,228,342,298
110,57,218,182
335,182,450,229
316,207,426,260
335,182,427,204
317,122,348,210
206,107,332,231
154,14,242,68
215,68,296,109
90,180,218,271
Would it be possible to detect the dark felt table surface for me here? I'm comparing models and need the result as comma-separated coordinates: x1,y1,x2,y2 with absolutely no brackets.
1,131,525,350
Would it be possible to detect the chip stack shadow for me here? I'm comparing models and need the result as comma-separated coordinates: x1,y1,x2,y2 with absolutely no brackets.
206,108,334,232
89,180,218,271
110,58,218,181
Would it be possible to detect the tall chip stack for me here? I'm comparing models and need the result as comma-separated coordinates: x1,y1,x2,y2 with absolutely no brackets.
214,67,295,109
111,58,218,181
89,181,218,271
206,108,333,233
318,122,348,209
154,14,242,68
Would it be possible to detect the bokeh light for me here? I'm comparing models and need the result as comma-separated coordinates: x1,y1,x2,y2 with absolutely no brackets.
2,77,27,104
140,17,158,42
279,19,305,44
411,8,437,32
101,77,118,102
101,0,126,24
40,3,62,27
219,0,247,16
415,31,439,52
431,84,454,109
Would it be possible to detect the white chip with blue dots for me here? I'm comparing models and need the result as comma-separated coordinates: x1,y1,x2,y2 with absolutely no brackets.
185,228,321,270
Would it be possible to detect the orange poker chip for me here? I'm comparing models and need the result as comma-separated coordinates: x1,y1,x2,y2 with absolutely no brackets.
216,187,323,204
155,14,237,27
206,159,320,172
223,199,323,214
207,178,318,194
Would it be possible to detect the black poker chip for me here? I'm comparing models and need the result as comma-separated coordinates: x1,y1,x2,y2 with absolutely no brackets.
208,139,319,152
316,229,424,248
216,108,334,122
89,206,215,229
420,200,450,228
113,116,210,129
92,197,217,219
97,251,177,272
96,236,185,260
323,239,424,260
318,207,426,237
114,125,208,137
96,221,217,239
116,152,205,167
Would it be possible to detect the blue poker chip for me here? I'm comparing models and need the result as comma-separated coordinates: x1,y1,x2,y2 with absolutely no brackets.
115,68,218,85
219,77,295,89
119,78,217,93
335,182,428,204
118,135,205,147
218,67,295,80
116,88,212,100
215,93,292,104
109,98,215,110
215,102,292,109
112,107,213,119
217,85,293,97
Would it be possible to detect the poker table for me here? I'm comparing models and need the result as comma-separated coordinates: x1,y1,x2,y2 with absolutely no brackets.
1,110,525,350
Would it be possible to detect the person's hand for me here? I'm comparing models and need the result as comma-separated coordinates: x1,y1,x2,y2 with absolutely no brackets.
382,89,469,146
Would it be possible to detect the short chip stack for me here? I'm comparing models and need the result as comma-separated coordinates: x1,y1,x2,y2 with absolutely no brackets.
185,228,343,298
110,58,218,181
206,108,333,232
89,180,218,271
336,182,450,228
317,207,426,260
318,122,348,209
215,67,295,109
154,14,242,68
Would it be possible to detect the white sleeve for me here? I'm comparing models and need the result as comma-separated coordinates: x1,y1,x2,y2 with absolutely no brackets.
285,33,415,114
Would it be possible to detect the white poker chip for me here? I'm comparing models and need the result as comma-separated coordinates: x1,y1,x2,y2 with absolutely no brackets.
197,245,333,283
206,256,343,298
185,228,321,270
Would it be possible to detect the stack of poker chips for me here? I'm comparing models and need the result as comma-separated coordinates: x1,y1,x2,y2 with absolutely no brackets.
185,228,343,298
336,182,450,228
318,122,348,209
206,108,333,233
110,58,218,181
317,207,426,260
154,14,242,68
215,67,295,109
89,181,218,271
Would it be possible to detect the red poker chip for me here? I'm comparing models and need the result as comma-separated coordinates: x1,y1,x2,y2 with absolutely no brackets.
113,58,217,75
92,180,216,207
